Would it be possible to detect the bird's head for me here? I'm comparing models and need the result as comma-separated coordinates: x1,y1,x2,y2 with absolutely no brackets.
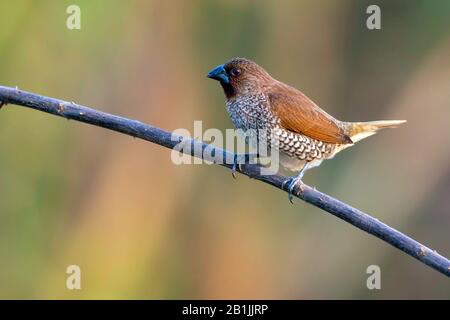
207,58,273,99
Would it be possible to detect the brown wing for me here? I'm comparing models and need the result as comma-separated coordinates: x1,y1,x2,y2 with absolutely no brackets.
268,83,353,144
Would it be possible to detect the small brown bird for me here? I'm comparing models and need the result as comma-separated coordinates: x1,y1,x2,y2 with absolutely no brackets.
207,58,406,202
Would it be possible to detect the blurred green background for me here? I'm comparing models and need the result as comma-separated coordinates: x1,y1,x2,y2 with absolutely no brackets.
0,0,449,299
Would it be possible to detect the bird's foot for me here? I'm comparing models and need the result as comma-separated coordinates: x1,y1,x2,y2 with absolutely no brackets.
282,164,308,204
231,152,259,179
231,154,241,179
282,176,305,204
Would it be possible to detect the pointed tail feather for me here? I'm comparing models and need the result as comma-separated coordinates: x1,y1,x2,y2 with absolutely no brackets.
346,120,407,143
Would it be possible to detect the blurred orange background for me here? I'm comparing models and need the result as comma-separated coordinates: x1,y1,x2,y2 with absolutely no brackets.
0,0,449,299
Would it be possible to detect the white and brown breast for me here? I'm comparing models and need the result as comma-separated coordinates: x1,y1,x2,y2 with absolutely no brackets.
226,94,339,171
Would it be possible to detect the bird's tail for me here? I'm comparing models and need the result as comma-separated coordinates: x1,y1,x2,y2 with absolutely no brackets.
345,120,407,143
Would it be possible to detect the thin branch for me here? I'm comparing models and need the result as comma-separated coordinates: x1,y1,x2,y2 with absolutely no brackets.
0,85,449,277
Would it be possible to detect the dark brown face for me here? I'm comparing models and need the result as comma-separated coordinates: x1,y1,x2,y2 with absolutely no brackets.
207,58,272,99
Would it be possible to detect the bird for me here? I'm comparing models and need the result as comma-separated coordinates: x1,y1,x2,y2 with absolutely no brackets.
207,58,406,202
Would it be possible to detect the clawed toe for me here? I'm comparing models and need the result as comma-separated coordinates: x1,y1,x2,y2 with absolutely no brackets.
282,163,309,203
288,178,299,204
282,176,305,204
231,164,239,179
231,153,258,179
281,177,293,191
281,177,296,204
231,154,240,179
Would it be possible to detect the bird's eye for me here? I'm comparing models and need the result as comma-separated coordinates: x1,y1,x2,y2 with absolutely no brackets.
229,68,241,77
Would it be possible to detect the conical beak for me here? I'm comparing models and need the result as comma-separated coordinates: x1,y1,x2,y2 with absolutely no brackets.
207,64,230,84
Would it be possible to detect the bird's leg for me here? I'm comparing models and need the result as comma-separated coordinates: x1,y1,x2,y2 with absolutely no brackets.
0,101,6,109
282,163,309,204
231,152,259,179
